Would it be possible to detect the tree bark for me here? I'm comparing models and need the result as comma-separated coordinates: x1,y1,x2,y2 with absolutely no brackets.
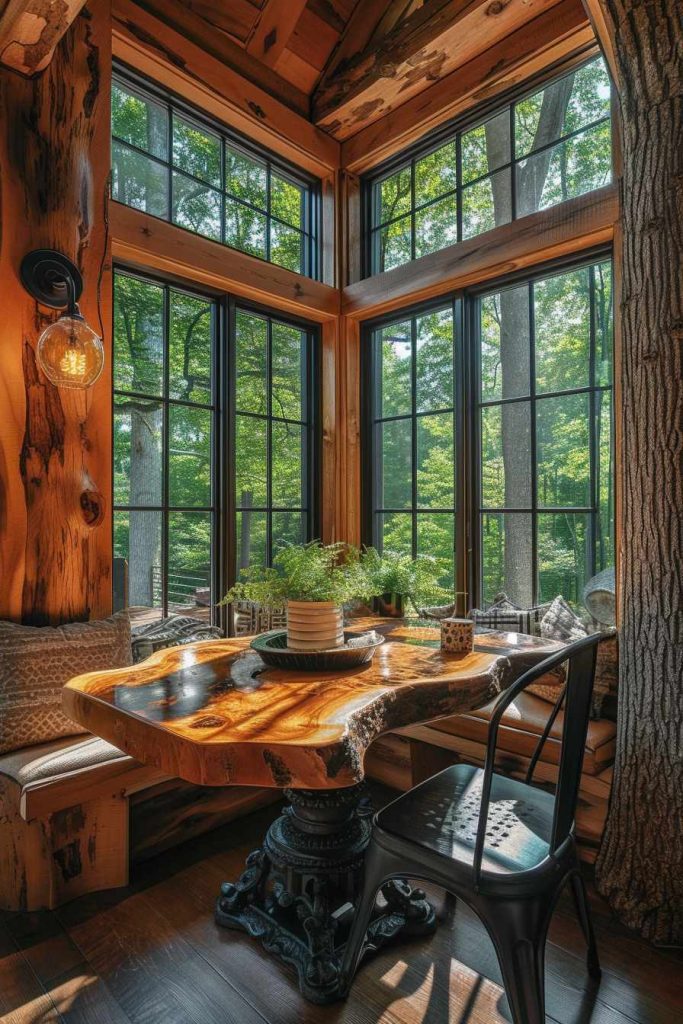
589,0,683,944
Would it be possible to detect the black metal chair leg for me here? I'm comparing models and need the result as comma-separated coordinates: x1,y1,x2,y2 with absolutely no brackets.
340,840,389,995
570,869,602,980
482,898,549,1024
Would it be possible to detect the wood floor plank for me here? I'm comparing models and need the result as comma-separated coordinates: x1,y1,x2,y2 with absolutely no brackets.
0,920,62,1023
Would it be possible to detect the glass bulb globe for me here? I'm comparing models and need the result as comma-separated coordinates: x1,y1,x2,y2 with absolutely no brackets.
36,314,104,390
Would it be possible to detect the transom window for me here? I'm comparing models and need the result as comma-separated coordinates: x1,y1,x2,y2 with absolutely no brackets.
111,69,320,279
112,272,320,629
366,57,612,275
364,254,613,611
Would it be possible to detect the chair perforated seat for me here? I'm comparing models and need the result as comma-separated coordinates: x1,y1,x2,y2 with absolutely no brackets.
377,763,554,875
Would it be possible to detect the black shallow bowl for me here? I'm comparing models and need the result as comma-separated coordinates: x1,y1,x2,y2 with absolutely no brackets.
250,629,384,671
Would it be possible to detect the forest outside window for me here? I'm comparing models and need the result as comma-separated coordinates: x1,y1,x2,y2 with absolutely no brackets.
366,57,612,274
111,69,319,278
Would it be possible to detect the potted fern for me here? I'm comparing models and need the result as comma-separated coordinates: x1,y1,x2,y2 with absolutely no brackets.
365,549,450,617
221,542,374,651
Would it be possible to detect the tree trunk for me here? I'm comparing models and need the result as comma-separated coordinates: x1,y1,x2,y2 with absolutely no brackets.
590,0,683,944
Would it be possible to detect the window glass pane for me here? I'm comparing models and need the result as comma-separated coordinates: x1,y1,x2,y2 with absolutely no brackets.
226,146,267,209
481,403,531,509
378,322,412,418
536,394,590,507
534,268,590,393
516,122,611,216
377,216,412,271
480,512,533,607
172,171,221,240
379,419,412,509
272,322,304,421
225,198,267,258
594,260,613,387
462,168,511,240
461,110,511,183
112,141,168,218
236,312,268,415
113,274,165,396
565,59,611,131
114,509,163,619
271,173,303,229
236,510,267,574
236,415,267,506
172,114,221,187
112,83,168,158
270,221,303,273
537,512,590,607
417,414,454,508
169,292,212,405
168,511,212,617
414,194,457,258
415,141,456,204
114,397,163,507
416,308,453,413
479,286,530,402
169,405,211,507
272,512,304,555
272,421,303,508
417,513,454,592
516,59,611,159
597,389,614,569
376,166,411,224
379,512,412,557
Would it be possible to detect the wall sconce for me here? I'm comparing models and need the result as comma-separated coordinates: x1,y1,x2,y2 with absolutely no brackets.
20,249,104,390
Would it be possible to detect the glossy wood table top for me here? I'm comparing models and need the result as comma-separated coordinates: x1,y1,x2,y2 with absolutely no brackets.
63,619,562,790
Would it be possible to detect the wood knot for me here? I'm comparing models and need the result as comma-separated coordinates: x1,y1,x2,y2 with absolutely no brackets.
486,0,509,14
80,490,105,527
191,715,225,728
379,63,396,78
294,283,304,297
248,101,267,120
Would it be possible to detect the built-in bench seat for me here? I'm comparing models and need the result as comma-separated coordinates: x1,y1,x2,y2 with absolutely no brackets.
0,734,277,912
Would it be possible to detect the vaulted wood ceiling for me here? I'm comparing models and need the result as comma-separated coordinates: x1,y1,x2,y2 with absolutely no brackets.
127,0,595,141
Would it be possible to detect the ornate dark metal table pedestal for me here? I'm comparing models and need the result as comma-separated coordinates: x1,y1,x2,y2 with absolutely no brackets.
215,784,436,1004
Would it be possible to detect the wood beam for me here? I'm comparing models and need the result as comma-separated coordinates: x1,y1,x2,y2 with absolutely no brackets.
0,0,86,76
245,0,308,68
315,0,390,97
342,185,618,320
313,0,564,139
342,0,595,174
130,0,309,116
581,0,619,88
112,0,340,178
111,202,339,324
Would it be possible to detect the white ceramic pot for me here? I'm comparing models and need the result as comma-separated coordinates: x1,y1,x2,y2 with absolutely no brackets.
286,600,344,651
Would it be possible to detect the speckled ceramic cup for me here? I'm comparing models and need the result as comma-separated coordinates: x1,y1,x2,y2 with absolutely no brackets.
440,617,474,654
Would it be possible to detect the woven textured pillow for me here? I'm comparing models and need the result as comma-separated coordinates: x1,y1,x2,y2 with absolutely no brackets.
0,612,132,755
540,595,589,642
471,593,551,637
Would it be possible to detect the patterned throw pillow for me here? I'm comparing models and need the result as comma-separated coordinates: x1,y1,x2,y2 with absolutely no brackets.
0,612,132,756
540,595,589,642
471,593,551,637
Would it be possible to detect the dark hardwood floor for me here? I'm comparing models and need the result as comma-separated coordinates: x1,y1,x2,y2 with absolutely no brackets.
1,795,680,1024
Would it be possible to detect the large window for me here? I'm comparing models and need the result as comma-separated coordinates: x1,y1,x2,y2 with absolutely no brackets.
113,273,319,627
364,304,460,594
364,255,614,611
476,257,613,608
366,57,612,275
111,69,320,278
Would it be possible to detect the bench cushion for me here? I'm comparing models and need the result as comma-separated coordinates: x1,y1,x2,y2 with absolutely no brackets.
425,692,616,775
0,735,129,791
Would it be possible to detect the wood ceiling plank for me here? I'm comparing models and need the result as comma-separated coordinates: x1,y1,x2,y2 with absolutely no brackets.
288,6,341,71
313,0,565,139
341,0,594,173
274,47,321,94
245,0,308,68
130,0,309,116
0,0,87,76
316,0,392,96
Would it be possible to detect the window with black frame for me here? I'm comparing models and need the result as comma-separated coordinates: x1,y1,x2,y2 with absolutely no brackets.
476,256,614,609
366,57,612,275
233,307,317,577
113,270,217,623
365,304,460,596
111,69,319,278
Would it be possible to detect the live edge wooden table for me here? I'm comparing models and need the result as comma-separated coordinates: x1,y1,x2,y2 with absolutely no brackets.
63,618,561,1004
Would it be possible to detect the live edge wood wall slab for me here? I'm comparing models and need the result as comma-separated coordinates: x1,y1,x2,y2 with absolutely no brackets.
0,2,112,625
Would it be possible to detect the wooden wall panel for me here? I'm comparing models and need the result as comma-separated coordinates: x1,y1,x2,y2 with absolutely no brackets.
0,3,112,624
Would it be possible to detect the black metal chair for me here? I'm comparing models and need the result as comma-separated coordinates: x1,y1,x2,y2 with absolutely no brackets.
341,632,603,1024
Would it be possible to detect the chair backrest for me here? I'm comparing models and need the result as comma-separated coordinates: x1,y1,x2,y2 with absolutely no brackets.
473,632,601,883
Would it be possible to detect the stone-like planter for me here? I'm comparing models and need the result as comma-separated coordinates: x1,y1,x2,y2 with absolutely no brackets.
286,600,344,651
374,592,406,618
